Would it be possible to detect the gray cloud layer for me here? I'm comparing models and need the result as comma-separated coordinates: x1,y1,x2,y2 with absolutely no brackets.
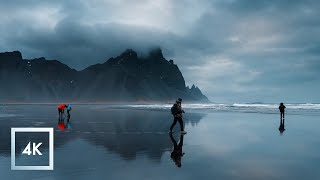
0,0,319,102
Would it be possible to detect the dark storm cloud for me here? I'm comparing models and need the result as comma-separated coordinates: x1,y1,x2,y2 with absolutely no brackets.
0,0,215,68
0,0,319,102
9,20,179,68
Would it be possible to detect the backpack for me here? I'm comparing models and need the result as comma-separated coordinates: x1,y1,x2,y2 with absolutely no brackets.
171,104,177,115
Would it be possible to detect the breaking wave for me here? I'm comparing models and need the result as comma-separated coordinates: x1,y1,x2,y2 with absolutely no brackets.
123,103,320,110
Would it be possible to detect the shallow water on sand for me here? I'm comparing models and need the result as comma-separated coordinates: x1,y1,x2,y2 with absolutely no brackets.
0,105,320,180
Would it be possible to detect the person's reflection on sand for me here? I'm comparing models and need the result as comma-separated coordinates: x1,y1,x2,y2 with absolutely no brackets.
58,116,72,131
66,116,72,130
278,117,285,135
170,133,185,168
58,117,66,131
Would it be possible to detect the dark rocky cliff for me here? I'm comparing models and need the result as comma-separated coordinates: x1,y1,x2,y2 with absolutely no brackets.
0,49,209,103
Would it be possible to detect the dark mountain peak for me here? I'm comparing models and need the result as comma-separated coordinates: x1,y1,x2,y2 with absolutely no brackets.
28,57,46,61
148,48,164,60
119,49,138,60
0,50,210,103
186,84,208,102
0,51,23,61
190,84,203,92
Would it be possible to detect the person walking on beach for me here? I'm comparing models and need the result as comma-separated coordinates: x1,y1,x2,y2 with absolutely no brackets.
279,102,286,120
58,103,67,118
170,98,186,134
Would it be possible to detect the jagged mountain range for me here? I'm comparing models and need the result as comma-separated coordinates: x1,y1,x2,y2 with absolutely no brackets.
0,49,209,103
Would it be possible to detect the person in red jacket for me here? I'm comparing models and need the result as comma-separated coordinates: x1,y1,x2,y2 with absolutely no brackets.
58,104,67,118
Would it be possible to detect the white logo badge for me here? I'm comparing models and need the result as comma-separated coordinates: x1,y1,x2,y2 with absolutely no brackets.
11,128,54,170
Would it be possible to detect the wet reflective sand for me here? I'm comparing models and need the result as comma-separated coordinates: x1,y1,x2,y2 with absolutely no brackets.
0,105,320,180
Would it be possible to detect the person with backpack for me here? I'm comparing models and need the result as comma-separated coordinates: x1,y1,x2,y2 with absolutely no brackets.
279,102,286,120
170,98,186,134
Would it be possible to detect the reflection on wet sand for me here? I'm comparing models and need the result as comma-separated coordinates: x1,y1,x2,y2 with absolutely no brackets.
278,117,285,135
58,116,72,131
170,133,185,168
77,109,204,161
0,106,205,162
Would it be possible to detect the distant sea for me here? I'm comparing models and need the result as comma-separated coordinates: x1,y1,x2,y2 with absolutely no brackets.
94,103,320,116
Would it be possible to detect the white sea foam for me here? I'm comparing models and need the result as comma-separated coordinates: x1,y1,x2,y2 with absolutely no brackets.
231,103,320,110
0,113,19,118
123,103,320,110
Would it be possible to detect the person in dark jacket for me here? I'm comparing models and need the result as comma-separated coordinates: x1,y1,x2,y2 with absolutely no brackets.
169,98,186,134
279,102,286,120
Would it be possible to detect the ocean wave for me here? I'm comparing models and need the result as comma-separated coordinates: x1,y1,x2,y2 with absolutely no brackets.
0,113,19,118
123,103,320,110
232,103,320,110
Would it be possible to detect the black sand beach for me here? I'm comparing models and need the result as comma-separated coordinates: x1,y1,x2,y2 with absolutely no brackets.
0,104,320,180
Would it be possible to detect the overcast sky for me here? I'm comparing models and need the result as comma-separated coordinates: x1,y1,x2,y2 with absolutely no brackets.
0,0,319,103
